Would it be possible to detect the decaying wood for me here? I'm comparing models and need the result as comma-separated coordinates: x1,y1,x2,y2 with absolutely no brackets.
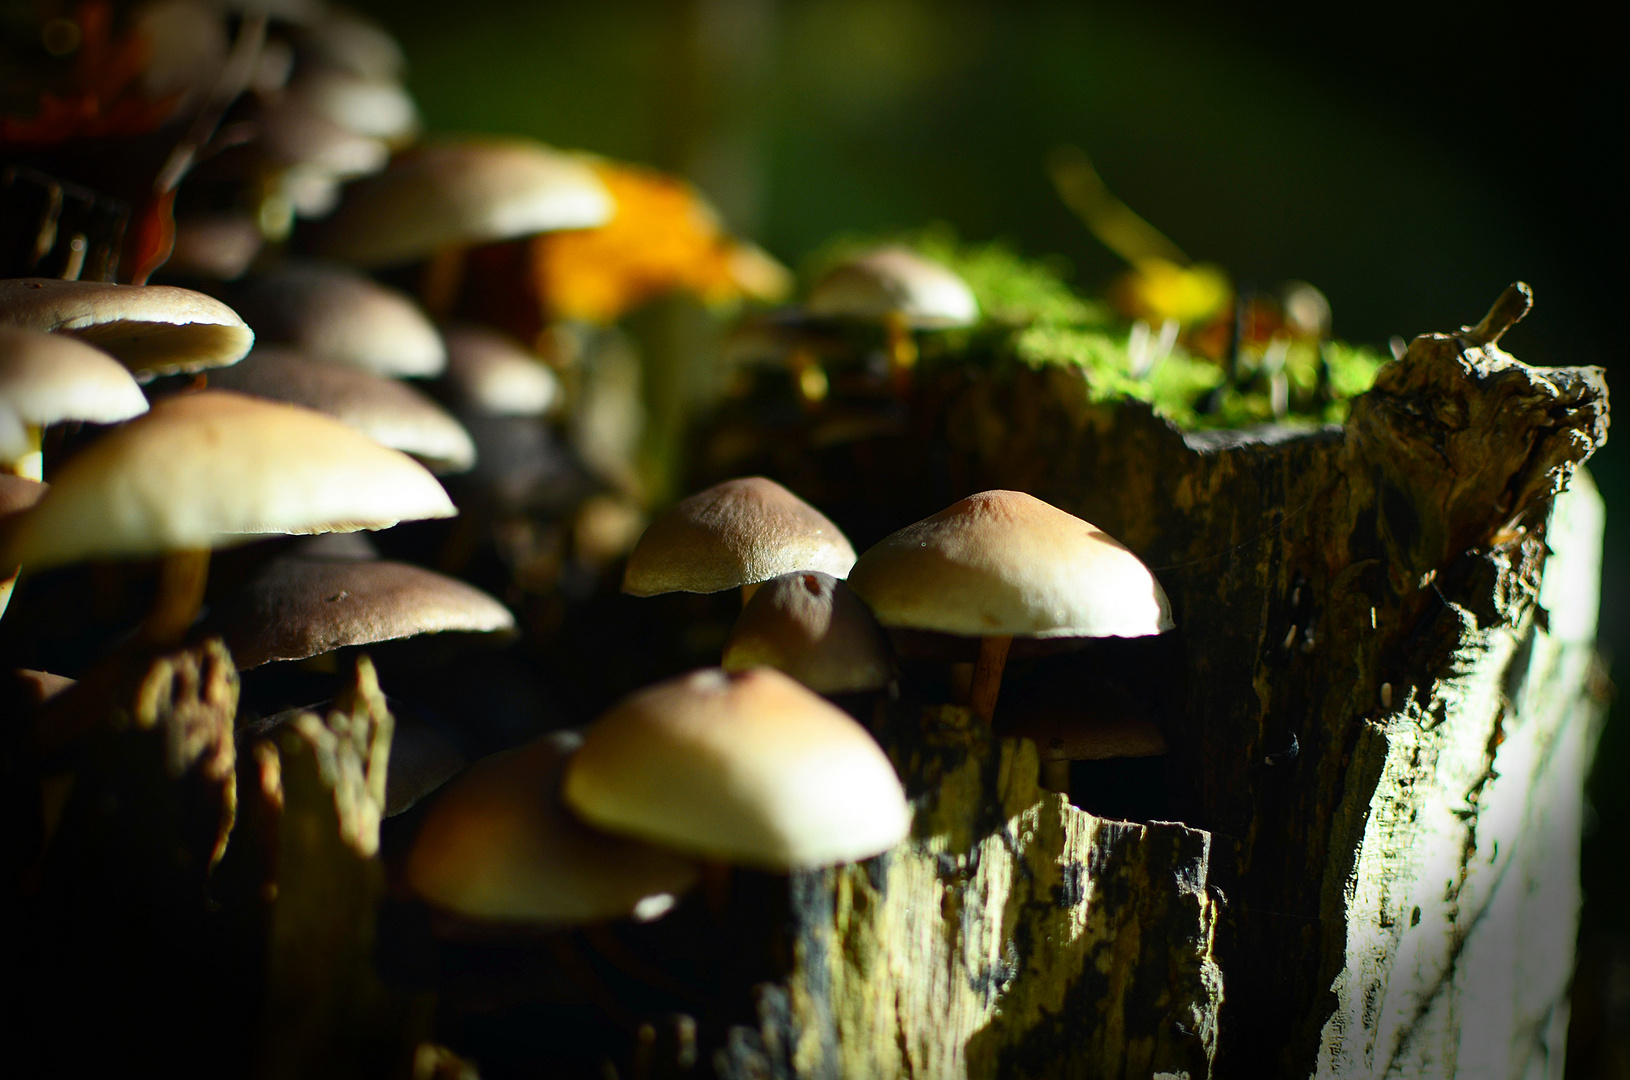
704,288,1608,1078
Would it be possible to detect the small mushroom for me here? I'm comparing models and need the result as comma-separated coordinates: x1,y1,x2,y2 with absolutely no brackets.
440,324,561,417
623,477,855,604
806,245,978,392
995,677,1167,795
0,279,254,380
206,347,475,473
722,570,893,696
285,67,418,145
220,261,446,378
0,327,149,479
562,667,909,872
211,549,514,669
0,390,455,645
167,214,264,281
408,730,699,924
847,490,1172,724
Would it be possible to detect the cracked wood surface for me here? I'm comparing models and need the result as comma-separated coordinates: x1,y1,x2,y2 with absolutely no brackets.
700,292,1608,1078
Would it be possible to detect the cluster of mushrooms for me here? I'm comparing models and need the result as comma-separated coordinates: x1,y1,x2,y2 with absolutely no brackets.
0,4,1183,1074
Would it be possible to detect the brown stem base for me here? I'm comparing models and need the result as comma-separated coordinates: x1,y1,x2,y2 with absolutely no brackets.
139,548,211,647
968,634,1012,725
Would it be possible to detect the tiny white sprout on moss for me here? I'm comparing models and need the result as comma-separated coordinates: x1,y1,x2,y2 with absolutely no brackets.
1381,682,1393,709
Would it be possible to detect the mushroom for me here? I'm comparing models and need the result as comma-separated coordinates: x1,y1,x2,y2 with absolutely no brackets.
220,261,446,378
440,324,561,418
622,477,855,605
309,138,614,315
0,327,149,479
0,390,455,645
846,490,1172,724
210,546,515,669
205,347,475,472
0,473,46,619
408,730,699,924
0,278,254,380
167,214,264,281
562,667,909,873
805,245,978,392
995,676,1168,795
721,570,894,696
284,67,418,145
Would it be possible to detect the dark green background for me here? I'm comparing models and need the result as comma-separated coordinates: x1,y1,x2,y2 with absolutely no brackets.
351,0,1627,1064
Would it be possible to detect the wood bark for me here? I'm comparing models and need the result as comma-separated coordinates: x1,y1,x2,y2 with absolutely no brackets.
703,295,1609,1078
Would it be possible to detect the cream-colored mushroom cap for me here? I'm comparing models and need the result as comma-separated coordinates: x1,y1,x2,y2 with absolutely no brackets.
563,667,910,870
287,68,418,143
0,279,253,378
441,325,560,417
722,571,893,695
410,731,700,924
168,214,264,281
806,245,978,329
846,490,1172,639
224,262,445,377
312,139,614,267
208,347,475,472
214,552,514,668
623,477,855,596
0,390,455,569
0,327,149,426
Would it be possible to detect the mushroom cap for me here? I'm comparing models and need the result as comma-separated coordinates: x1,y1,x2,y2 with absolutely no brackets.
253,98,390,177
223,262,445,378
0,390,455,569
846,490,1172,639
312,139,614,267
168,214,264,281
300,8,405,81
0,474,47,520
0,279,253,379
622,477,855,596
806,246,978,329
562,667,910,870
996,680,1168,761
409,730,700,924
214,552,514,668
441,324,560,417
0,326,149,428
722,571,894,695
207,347,475,473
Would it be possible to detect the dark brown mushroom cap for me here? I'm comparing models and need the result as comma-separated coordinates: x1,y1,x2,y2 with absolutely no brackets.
213,553,515,668
221,262,445,377
994,679,1167,760
847,490,1172,640
206,347,475,473
408,730,700,924
0,278,253,379
722,571,894,695
623,477,855,596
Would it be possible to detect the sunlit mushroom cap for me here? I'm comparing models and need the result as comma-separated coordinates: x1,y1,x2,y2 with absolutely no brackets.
0,327,148,427
0,279,253,379
223,262,445,377
208,347,474,472
563,667,910,870
312,139,614,267
213,550,514,668
623,477,855,596
846,490,1172,639
806,245,978,329
722,571,893,695
0,390,455,569
410,730,700,924
441,324,560,417
286,68,418,143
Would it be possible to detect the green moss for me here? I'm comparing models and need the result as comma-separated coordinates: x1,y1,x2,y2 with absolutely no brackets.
802,227,1389,431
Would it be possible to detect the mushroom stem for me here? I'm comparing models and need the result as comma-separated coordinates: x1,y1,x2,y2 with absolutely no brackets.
2,424,44,481
884,311,917,396
701,858,732,919
139,548,211,646
1041,759,1071,796
419,244,468,318
968,634,1012,725
740,581,762,607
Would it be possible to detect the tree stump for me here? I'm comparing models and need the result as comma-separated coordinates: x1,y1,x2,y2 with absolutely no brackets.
709,288,1610,1078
